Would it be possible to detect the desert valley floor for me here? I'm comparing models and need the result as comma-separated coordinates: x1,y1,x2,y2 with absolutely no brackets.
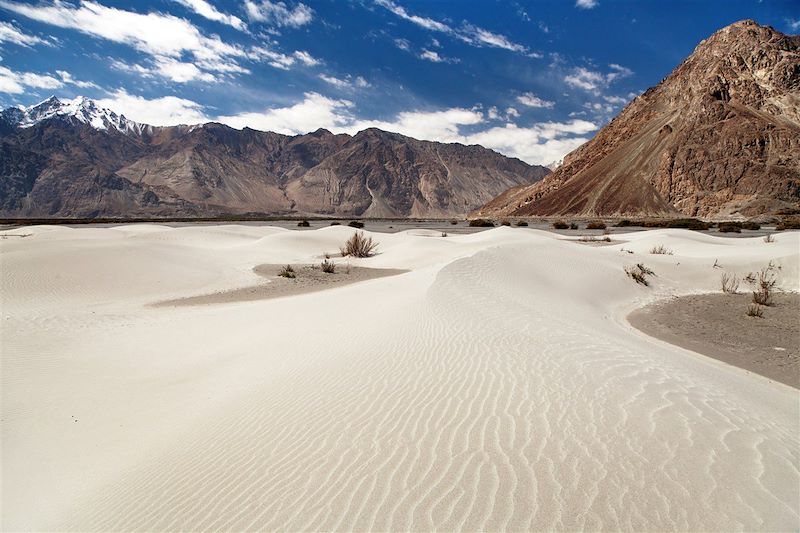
1,224,798,531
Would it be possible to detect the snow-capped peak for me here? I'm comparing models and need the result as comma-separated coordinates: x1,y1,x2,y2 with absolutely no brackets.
2,96,148,136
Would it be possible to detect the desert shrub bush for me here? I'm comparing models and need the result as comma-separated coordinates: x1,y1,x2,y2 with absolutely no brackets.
450,220,459,225
279,265,296,278
776,217,800,230
516,220,529,226
469,219,494,227
320,259,336,273
763,234,775,243
441,232,448,237
625,263,654,286
615,219,635,227
330,221,341,226
552,220,569,229
340,231,378,257
501,220,511,226
650,244,673,255
718,222,741,233
297,220,310,227
665,218,711,230
721,272,739,294
746,303,764,318
741,221,761,230
747,264,779,306
348,221,365,228
569,222,579,230
586,220,607,230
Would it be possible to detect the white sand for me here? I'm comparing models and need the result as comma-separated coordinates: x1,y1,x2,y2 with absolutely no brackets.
1,224,798,531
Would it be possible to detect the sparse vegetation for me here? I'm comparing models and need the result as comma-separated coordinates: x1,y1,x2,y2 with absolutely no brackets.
569,222,578,230
747,263,779,306
721,272,740,294
278,265,296,279
552,220,569,229
746,303,764,318
763,234,775,243
330,221,341,226
340,231,378,257
320,258,336,273
586,220,607,230
441,232,448,237
718,222,741,233
450,220,459,225
348,221,365,228
297,220,310,227
501,220,511,226
615,218,712,230
625,263,655,286
650,244,673,255
469,219,494,227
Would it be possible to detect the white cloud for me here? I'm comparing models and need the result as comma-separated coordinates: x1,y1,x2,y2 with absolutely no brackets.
418,49,457,63
375,0,530,55
244,0,313,27
506,107,519,118
0,1,294,80
516,92,554,108
217,92,353,133
575,0,598,8
787,19,800,31
0,65,62,94
0,20,50,47
465,122,593,165
56,70,100,89
394,38,410,51
318,73,370,90
564,64,633,94
173,0,245,30
293,50,319,66
95,89,210,125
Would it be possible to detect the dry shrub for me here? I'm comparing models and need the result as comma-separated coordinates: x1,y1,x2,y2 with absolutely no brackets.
320,259,336,273
297,220,310,227
763,234,775,243
625,263,655,286
586,220,607,230
516,220,529,227
340,231,378,257
469,219,494,227
747,263,779,306
441,232,448,237
650,244,674,255
720,272,739,294
552,220,569,229
746,303,764,318
569,222,579,230
279,265,295,278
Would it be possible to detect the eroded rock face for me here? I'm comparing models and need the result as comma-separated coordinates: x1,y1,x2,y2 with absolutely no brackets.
0,115,548,219
478,20,800,220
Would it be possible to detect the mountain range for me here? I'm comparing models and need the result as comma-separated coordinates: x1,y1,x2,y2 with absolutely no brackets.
477,20,800,220
0,97,547,218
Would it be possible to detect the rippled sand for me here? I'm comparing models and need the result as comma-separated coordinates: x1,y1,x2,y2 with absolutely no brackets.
1,224,798,531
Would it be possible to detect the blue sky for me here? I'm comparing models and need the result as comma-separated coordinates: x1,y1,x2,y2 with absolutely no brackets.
0,0,798,164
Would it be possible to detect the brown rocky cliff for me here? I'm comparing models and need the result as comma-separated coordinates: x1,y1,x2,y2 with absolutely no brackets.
478,20,800,219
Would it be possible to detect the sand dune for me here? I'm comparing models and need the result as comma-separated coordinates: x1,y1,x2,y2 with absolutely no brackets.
1,225,798,531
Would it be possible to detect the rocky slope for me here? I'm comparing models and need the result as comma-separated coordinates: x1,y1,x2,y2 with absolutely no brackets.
477,20,800,220
0,98,548,218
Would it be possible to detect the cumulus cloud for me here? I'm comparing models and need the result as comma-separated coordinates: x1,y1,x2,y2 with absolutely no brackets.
564,64,633,94
95,89,210,125
56,70,100,89
244,0,313,27
217,92,353,133
173,0,245,30
0,65,62,94
575,0,598,8
516,92,554,108
0,20,51,47
419,49,457,63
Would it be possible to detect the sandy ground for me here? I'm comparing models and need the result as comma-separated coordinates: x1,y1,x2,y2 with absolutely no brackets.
155,264,407,306
1,224,799,531
629,293,799,388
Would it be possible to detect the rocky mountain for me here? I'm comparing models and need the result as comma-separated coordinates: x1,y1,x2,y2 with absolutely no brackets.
477,20,800,220
0,97,547,218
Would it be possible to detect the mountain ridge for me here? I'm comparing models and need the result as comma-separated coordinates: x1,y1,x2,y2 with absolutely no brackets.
0,97,548,218
477,20,800,220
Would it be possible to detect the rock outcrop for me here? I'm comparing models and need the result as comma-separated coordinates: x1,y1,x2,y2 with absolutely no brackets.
477,20,800,219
